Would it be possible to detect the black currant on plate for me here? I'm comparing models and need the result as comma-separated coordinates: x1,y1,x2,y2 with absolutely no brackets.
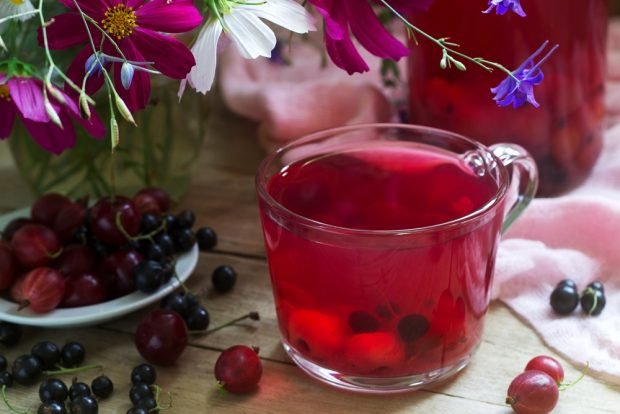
550,281,579,315
0,355,6,371
172,228,196,253
134,260,165,294
175,210,195,229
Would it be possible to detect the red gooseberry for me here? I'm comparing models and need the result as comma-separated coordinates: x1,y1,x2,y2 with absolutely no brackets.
214,345,263,394
506,370,559,414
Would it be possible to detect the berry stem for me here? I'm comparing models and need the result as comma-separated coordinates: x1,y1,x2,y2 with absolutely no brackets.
583,288,598,316
43,364,102,376
191,312,260,336
558,362,589,391
1,385,28,414
151,384,173,411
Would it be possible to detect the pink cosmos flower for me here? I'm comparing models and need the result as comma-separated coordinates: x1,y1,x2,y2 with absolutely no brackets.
41,0,202,112
0,74,105,154
308,0,433,74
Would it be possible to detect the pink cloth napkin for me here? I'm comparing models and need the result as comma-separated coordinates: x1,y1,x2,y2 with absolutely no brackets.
219,24,620,384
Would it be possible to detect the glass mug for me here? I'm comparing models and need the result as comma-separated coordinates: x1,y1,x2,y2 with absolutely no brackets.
256,124,538,393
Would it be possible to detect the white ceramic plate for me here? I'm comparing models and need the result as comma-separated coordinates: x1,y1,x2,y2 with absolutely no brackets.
0,207,198,328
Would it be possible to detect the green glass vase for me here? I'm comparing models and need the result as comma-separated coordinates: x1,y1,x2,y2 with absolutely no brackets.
8,78,208,201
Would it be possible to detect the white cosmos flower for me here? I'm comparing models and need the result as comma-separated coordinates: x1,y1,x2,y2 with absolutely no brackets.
0,0,35,21
180,0,315,96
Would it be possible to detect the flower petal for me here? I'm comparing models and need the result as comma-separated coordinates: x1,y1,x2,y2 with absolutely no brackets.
38,13,91,50
136,0,202,33
388,0,434,14
8,78,49,123
58,0,105,20
0,100,16,138
308,0,345,40
345,0,408,60
20,113,77,155
223,9,276,59
240,0,315,34
130,28,196,79
187,21,222,94
325,28,369,74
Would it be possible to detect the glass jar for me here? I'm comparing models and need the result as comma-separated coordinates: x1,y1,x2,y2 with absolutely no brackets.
9,78,209,200
408,0,608,196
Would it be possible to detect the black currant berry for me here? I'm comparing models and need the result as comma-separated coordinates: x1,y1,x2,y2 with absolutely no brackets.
39,378,69,403
129,383,153,405
91,375,114,399
145,243,166,262
348,311,380,333
154,233,175,256
397,314,429,342
580,288,606,316
134,260,165,294
175,210,195,229
172,228,196,253
0,355,6,372
550,283,579,315
140,214,161,234
12,354,43,385
186,306,210,330
32,341,61,370
69,394,98,414
586,280,604,293
0,322,22,346
126,408,149,414
69,382,91,401
0,371,13,387
131,364,157,385
135,396,158,412
212,265,237,292
161,215,177,232
160,292,199,319
195,227,217,251
37,401,67,414
61,342,85,367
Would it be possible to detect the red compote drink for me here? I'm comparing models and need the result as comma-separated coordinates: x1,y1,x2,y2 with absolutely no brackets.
259,140,506,389
408,0,607,196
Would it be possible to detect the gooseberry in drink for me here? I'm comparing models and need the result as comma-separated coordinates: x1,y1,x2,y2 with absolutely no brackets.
214,345,262,394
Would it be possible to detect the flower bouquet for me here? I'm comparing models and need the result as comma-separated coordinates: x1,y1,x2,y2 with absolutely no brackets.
0,0,552,197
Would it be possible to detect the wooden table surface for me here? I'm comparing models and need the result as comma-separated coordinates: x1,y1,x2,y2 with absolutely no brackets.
0,97,618,414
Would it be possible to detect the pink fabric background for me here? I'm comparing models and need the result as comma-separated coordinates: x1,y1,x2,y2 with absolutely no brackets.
220,23,620,384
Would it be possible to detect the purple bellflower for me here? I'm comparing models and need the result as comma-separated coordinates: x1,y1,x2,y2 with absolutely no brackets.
483,0,526,17
490,40,559,108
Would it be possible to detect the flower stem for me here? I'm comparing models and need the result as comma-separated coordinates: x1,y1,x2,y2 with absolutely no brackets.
378,0,516,79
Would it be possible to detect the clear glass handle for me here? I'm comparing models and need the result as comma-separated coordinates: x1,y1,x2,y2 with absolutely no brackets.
490,143,539,233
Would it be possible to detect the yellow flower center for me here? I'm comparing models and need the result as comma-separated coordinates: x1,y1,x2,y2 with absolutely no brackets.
9,0,25,5
102,4,137,40
0,84,11,102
